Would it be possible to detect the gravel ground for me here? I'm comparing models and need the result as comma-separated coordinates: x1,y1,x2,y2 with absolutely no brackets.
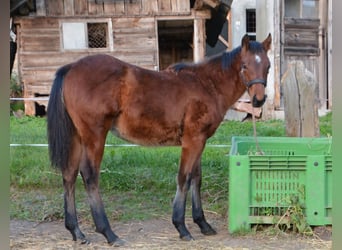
10,215,332,250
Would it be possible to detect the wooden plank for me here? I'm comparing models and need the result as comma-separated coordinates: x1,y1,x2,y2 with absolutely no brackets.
177,0,190,12
169,0,189,13
20,52,86,67
284,29,318,47
232,102,262,117
21,69,59,82
64,0,75,15
113,51,156,65
158,0,171,12
35,0,46,16
21,28,59,36
88,0,104,15
23,88,36,116
114,35,156,50
284,17,320,29
126,0,142,15
45,0,64,15
112,17,155,33
193,0,204,10
103,1,116,15
202,0,219,8
74,0,88,15
193,18,205,62
141,0,158,15
19,18,59,29
170,0,178,12
21,36,60,52
113,0,125,15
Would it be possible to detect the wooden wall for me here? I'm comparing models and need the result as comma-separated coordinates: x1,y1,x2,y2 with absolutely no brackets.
18,16,157,92
36,0,190,17
17,15,158,114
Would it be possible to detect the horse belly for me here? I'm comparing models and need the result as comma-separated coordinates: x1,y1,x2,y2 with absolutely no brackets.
110,119,182,146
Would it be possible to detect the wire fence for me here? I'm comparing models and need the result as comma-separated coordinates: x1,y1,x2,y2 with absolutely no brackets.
10,97,231,148
10,97,49,101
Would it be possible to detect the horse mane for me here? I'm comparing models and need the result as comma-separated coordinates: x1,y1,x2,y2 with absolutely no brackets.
167,40,265,73
221,41,264,69
167,62,194,73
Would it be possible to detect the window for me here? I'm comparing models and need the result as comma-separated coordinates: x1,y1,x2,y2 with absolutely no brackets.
62,20,112,50
87,22,107,48
285,0,319,18
246,9,256,41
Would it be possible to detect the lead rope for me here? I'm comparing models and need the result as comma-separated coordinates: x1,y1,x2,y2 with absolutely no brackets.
252,107,264,155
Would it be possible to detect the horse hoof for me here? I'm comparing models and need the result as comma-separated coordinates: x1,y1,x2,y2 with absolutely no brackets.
180,234,194,241
110,238,126,247
201,226,217,236
80,238,90,244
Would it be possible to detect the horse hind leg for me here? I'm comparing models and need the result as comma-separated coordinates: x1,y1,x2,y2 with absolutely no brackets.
62,136,88,243
191,158,217,236
79,139,125,246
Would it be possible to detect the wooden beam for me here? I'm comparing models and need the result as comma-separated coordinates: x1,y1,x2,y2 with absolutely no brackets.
202,0,219,8
218,35,229,48
193,17,205,62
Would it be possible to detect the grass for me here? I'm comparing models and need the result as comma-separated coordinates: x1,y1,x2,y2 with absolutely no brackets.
10,113,332,224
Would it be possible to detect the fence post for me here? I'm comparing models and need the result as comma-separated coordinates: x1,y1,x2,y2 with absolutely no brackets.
281,60,320,137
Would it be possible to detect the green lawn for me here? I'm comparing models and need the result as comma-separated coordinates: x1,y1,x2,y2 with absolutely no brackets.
10,113,331,222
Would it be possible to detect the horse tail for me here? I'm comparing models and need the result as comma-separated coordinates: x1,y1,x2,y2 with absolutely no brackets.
47,64,74,171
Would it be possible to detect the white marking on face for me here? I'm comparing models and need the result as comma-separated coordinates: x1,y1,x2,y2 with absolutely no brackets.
255,55,261,64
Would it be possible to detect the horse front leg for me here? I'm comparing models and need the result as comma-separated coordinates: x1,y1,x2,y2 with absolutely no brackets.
172,143,205,241
172,170,192,240
80,144,125,246
191,158,217,236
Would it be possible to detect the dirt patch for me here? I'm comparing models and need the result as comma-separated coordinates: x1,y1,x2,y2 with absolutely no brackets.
10,215,331,250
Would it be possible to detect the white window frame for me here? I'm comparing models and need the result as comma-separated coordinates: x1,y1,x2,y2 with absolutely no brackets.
60,18,113,51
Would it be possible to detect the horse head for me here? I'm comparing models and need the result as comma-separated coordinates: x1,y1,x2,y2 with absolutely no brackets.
239,33,272,107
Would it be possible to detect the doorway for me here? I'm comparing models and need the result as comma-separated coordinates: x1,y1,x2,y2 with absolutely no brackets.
157,20,193,70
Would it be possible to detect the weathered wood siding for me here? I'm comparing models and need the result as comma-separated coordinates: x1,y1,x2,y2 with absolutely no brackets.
18,16,157,96
17,15,158,115
283,18,320,56
37,0,190,17
18,18,60,97
280,17,325,109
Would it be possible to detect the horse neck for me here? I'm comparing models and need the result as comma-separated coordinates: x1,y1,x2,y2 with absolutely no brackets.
195,59,247,114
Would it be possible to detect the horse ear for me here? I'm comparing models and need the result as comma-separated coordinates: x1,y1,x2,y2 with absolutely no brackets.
241,34,250,52
262,33,272,51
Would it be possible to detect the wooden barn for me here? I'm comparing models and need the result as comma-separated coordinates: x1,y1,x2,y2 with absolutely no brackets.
11,0,232,115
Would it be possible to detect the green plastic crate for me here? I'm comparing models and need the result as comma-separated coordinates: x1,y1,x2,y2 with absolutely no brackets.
228,136,332,233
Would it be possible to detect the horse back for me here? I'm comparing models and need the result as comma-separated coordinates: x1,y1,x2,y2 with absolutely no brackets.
62,54,222,146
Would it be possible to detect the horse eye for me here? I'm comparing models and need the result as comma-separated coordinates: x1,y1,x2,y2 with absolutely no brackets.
267,65,271,73
241,64,247,70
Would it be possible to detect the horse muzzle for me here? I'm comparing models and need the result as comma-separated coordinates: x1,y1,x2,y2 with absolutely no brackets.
252,94,267,107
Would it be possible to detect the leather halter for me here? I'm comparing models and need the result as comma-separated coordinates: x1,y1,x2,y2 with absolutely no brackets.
244,78,267,88
239,70,267,89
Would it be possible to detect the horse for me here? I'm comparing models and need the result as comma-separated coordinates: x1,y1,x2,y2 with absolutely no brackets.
47,34,272,246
